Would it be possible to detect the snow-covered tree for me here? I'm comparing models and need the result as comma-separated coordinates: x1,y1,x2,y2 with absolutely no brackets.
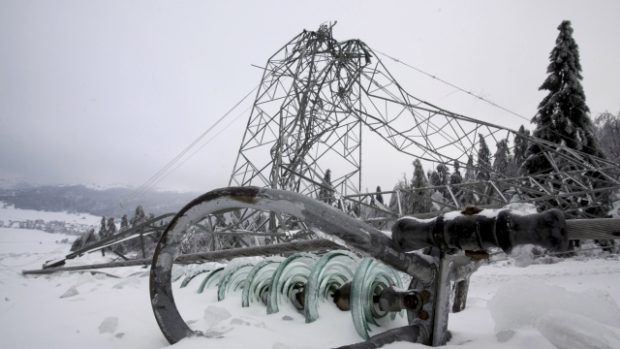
120,214,129,231
493,139,511,176
70,228,97,252
318,169,336,205
131,205,147,227
525,20,603,174
375,186,384,205
525,20,610,217
436,163,451,201
476,135,491,181
493,139,513,193
98,217,107,239
450,160,463,204
464,156,475,182
594,111,620,163
107,217,116,236
411,159,432,213
428,169,441,187
388,177,409,214
462,156,476,205
513,125,530,175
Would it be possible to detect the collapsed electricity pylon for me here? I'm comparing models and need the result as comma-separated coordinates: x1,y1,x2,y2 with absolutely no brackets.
230,23,620,219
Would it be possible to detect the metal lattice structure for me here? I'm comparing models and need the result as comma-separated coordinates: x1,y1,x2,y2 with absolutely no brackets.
229,23,620,219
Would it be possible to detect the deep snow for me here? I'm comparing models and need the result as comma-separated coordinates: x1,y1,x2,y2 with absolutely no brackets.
1,209,620,348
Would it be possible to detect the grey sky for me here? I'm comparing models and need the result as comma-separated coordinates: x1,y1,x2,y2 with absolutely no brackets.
1,0,619,193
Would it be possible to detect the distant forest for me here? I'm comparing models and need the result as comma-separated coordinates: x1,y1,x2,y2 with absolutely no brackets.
0,184,197,218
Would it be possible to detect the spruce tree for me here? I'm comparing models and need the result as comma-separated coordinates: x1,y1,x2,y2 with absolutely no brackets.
462,156,476,205
513,125,530,174
525,20,603,174
388,177,410,214
411,159,431,213
493,139,511,177
375,186,384,205
476,135,491,181
525,20,610,216
436,163,450,201
131,205,147,226
120,214,129,231
464,156,475,182
476,135,492,204
318,169,335,205
107,217,117,235
594,111,620,163
429,169,441,187
493,139,512,192
450,160,463,204
98,217,107,239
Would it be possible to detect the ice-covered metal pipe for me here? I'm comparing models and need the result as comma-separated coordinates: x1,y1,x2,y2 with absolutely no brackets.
392,208,569,253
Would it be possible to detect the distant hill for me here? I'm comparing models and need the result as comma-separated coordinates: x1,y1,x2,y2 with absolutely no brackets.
0,184,198,218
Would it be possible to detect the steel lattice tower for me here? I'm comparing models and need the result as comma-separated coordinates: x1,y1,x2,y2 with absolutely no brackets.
230,24,620,218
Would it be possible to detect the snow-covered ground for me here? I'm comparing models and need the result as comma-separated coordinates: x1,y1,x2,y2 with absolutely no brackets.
1,224,620,348
0,203,101,226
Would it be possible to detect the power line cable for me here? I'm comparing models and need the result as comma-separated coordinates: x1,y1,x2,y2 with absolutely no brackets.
117,85,259,211
373,48,533,124
157,103,254,187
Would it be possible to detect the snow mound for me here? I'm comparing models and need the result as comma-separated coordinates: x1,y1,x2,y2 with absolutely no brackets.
99,316,119,334
535,310,620,349
489,281,620,336
203,305,232,328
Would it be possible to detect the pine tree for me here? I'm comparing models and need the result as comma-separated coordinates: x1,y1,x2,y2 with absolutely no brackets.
493,139,511,177
450,160,463,205
594,111,620,163
107,217,117,236
375,186,384,205
525,20,610,216
437,164,449,185
318,169,335,205
525,20,603,174
98,217,107,239
462,156,476,205
434,163,449,202
120,214,129,231
388,179,407,214
411,159,432,213
131,205,147,227
429,169,441,187
476,135,491,181
493,139,512,192
513,125,530,175
475,135,492,204
464,156,475,182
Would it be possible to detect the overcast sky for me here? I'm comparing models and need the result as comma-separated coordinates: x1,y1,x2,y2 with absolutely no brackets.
1,0,619,193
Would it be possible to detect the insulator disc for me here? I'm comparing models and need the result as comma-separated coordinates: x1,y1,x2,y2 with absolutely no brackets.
350,257,404,339
304,250,359,323
241,257,284,307
267,253,317,314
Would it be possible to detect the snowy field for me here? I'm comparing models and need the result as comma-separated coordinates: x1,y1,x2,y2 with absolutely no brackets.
0,203,101,226
1,225,620,348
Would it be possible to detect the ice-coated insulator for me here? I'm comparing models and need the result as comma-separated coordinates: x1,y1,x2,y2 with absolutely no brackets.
304,250,359,323
241,257,283,307
196,267,224,294
350,257,404,339
217,262,255,301
267,253,317,314
180,266,218,288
